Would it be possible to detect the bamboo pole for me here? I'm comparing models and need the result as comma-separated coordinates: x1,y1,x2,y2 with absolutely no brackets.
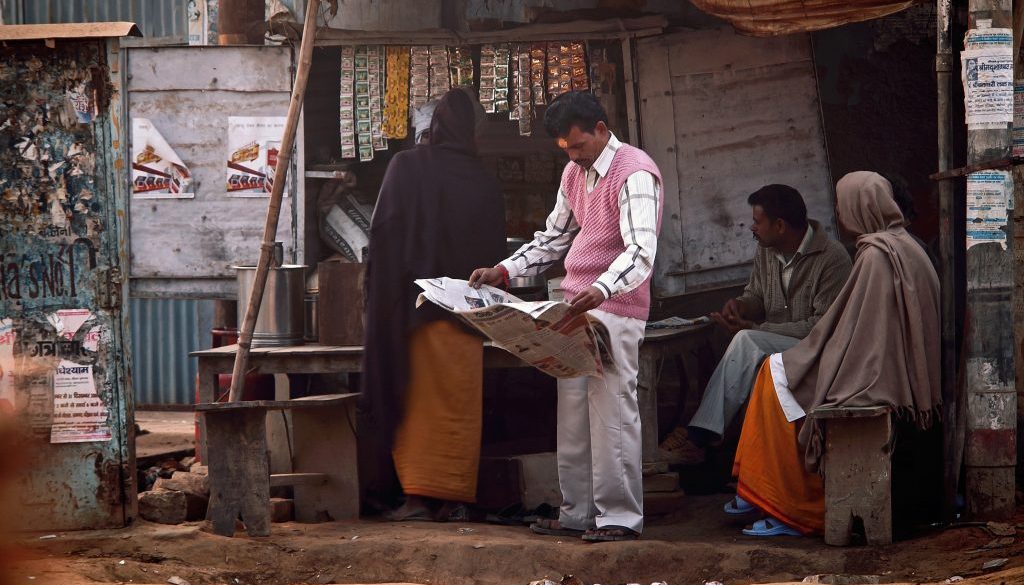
228,0,320,402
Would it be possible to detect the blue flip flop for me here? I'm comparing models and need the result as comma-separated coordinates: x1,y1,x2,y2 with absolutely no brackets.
742,517,802,537
723,495,755,515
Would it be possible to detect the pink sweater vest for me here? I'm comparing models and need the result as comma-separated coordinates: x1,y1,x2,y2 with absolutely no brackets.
560,143,663,321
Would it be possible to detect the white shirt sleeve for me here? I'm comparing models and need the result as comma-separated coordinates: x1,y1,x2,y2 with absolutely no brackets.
501,185,579,278
592,170,661,299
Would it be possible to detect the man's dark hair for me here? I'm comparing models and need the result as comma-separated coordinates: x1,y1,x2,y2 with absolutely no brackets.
543,91,609,138
747,184,808,231
881,172,916,223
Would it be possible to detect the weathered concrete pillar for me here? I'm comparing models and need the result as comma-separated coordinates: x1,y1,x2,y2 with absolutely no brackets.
964,0,1017,520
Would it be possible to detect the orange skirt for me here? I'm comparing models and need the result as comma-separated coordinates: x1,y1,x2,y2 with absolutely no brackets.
733,361,824,534
392,320,483,503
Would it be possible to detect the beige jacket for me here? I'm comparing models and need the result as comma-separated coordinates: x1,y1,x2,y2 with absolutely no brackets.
735,219,852,339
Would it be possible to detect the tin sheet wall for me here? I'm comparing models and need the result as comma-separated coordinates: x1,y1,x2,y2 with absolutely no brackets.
0,37,133,530
2,0,186,41
126,45,302,299
638,28,836,299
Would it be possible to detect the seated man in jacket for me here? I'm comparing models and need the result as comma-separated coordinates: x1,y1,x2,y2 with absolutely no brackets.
660,184,852,465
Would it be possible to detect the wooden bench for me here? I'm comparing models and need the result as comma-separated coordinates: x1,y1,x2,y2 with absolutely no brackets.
810,405,893,546
195,393,360,537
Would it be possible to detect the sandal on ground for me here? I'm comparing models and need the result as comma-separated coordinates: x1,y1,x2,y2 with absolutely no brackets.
582,525,640,542
530,518,584,537
742,517,801,537
385,504,434,522
723,495,755,515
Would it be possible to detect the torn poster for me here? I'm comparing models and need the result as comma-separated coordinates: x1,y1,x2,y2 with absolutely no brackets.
226,117,287,198
47,309,92,340
962,28,1013,129
50,360,111,444
0,319,14,415
966,170,1011,250
83,326,105,353
66,81,96,124
132,118,195,199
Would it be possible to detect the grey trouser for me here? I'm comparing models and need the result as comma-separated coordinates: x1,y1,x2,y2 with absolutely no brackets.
688,329,800,439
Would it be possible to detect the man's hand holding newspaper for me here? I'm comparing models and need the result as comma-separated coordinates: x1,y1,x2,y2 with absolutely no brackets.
415,277,613,378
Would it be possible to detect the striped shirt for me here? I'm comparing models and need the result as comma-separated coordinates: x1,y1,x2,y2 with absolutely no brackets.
502,133,661,300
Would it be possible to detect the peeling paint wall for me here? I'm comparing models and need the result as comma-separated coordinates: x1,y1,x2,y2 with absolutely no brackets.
0,38,132,530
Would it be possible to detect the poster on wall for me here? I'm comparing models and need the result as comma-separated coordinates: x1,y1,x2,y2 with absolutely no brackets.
50,361,111,444
0,319,14,415
966,170,1011,249
188,0,207,46
962,28,1014,129
131,118,194,199
226,116,287,198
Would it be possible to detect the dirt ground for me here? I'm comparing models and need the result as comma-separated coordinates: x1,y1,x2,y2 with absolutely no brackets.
134,411,196,461
6,497,1024,585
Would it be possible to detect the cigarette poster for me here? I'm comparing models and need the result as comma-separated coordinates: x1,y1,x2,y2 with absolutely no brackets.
966,170,1011,250
962,28,1014,129
226,116,287,198
0,319,14,415
132,118,195,199
50,361,111,444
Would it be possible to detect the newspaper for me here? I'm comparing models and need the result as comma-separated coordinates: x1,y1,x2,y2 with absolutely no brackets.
415,277,612,378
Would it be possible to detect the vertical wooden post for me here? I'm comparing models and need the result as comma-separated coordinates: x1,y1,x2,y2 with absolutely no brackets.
964,0,1017,519
936,0,961,524
228,0,320,402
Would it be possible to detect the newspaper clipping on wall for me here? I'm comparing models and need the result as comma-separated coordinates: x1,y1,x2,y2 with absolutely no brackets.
415,278,611,379
966,170,1011,250
962,27,1014,129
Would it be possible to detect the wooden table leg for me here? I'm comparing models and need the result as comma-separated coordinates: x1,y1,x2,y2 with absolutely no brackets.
636,345,661,468
196,358,223,464
205,408,271,537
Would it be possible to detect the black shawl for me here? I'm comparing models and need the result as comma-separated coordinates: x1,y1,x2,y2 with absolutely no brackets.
360,88,507,446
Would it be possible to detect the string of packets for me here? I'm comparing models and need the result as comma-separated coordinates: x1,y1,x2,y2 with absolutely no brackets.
340,41,594,159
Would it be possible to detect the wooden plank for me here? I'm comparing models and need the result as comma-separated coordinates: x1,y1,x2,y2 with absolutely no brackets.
635,36,685,296
127,46,293,92
204,409,270,537
195,393,359,412
269,472,328,487
291,402,360,521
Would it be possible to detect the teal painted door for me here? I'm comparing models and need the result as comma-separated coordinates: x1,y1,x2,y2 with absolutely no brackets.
0,37,133,530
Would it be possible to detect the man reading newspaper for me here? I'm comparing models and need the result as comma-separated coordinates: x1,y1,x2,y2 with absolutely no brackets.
469,91,663,542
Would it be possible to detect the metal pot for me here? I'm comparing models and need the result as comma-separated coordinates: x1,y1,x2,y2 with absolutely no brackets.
235,264,307,348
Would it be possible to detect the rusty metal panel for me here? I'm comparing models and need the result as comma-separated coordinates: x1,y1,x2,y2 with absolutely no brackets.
126,46,302,299
638,29,836,298
2,0,185,41
0,22,141,40
0,36,133,530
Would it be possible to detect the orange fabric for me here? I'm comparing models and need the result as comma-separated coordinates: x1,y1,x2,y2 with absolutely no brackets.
392,320,483,502
732,361,824,534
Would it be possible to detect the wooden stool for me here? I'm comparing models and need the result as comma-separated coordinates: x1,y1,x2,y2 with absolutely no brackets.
810,405,893,546
196,393,359,537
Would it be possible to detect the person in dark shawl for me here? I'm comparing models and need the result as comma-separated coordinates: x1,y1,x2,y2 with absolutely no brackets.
361,88,506,521
727,171,940,537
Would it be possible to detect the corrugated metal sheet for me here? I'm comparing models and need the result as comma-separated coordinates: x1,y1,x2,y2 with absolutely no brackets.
130,298,210,405
2,0,187,40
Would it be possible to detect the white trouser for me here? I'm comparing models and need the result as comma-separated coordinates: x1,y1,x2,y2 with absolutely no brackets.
556,309,645,534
